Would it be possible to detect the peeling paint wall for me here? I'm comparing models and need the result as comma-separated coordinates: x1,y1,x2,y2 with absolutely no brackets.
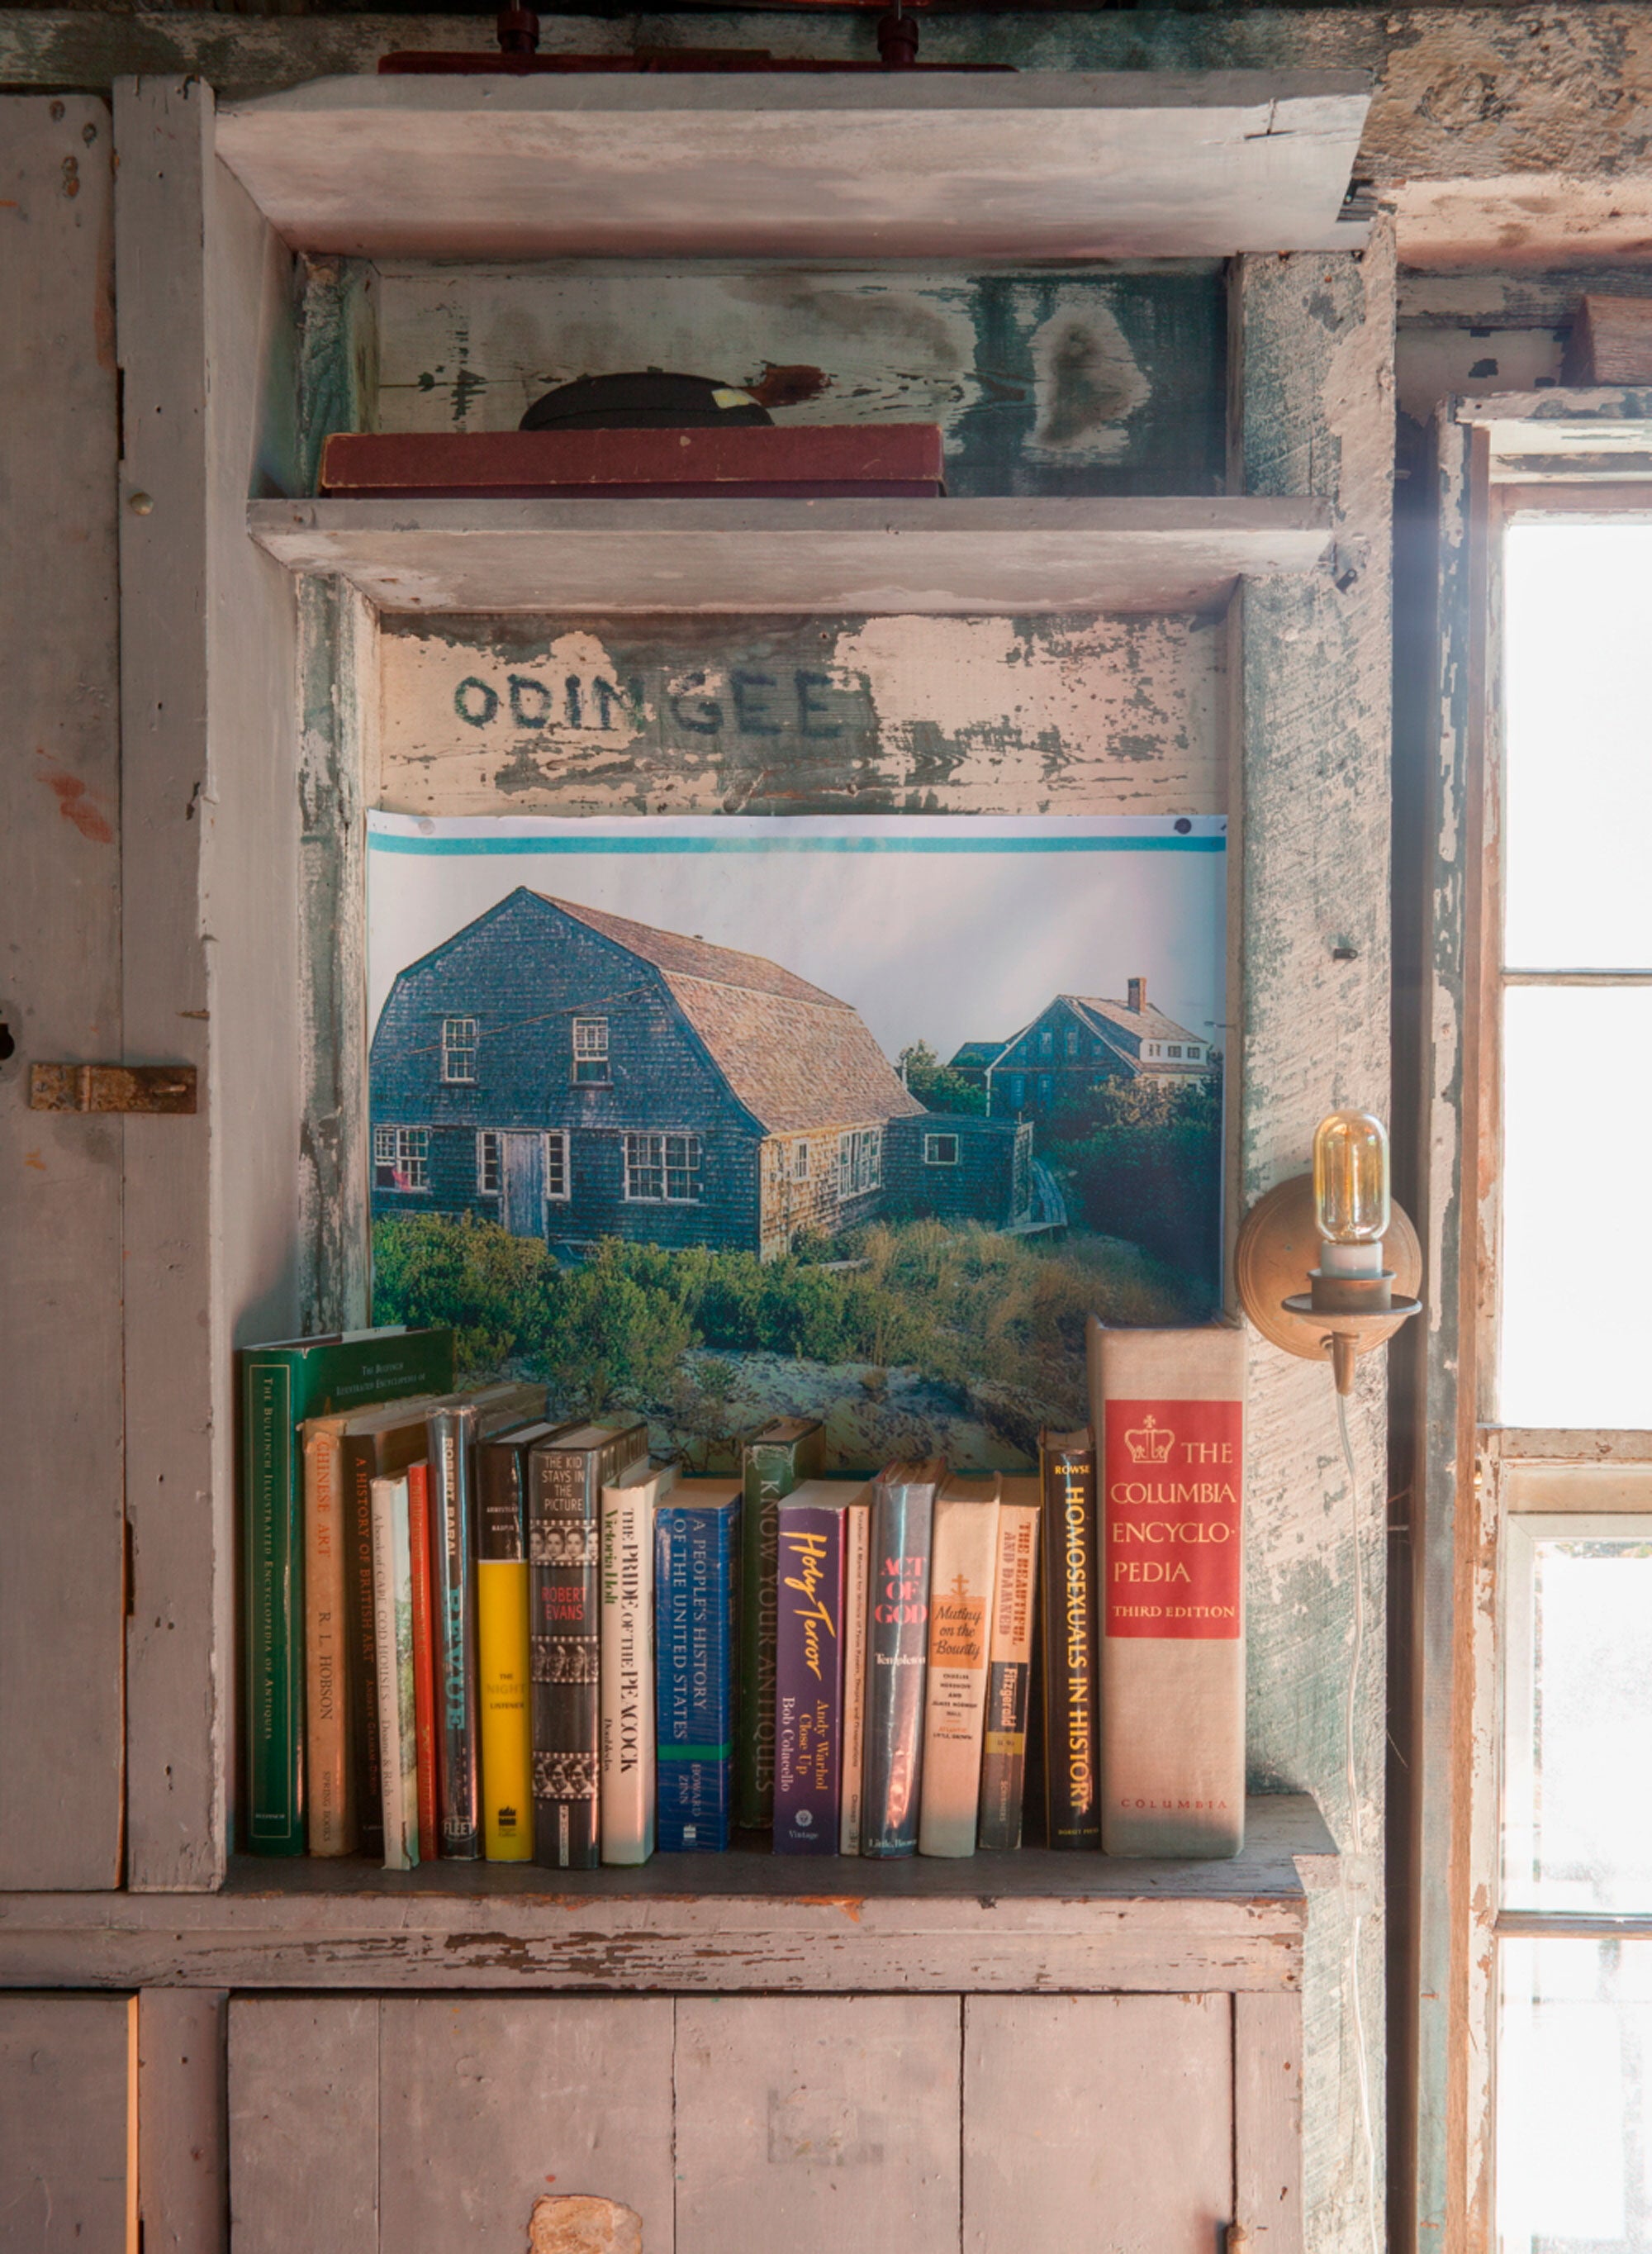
377,610,1224,818
373,263,1227,497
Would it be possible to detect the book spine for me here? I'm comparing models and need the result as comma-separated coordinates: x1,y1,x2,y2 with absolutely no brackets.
241,1356,305,1853
370,1475,420,1870
918,1499,999,1858
838,1501,871,1856
340,1436,385,1854
861,1480,936,1857
302,1422,356,1856
476,1442,533,1863
1041,1443,1101,1849
427,1409,482,1859
737,1442,802,1829
529,1449,601,1871
774,1503,846,1855
1092,1320,1246,1858
600,1486,656,1866
976,1501,1040,1852
656,1506,738,1852
406,1461,440,1865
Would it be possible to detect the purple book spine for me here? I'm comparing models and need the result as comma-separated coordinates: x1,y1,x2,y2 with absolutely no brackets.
774,1500,847,1856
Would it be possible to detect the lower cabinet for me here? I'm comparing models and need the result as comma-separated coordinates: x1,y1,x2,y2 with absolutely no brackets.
0,1993,130,2245
228,1991,1235,2253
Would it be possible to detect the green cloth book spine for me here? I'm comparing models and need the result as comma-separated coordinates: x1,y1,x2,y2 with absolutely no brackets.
736,1418,824,1830
238,1326,454,1855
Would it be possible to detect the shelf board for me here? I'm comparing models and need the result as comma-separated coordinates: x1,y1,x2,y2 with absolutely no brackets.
215,69,1370,261
0,1797,1333,1995
248,494,1333,616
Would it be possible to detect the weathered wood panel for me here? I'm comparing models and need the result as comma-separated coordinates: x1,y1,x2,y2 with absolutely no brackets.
0,1993,131,2248
229,1996,377,2252
962,1993,1232,2254
378,1998,675,2253
1230,222,1396,2254
116,78,306,1887
377,609,1223,820
138,1988,228,2254
675,1995,961,2254
373,261,1225,498
1236,1990,1304,2254
0,96,125,1892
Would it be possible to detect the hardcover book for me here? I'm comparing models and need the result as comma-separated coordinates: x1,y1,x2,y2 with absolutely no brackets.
339,1393,454,1855
476,1419,568,1863
406,1458,440,1864
301,1415,356,1857
838,1492,873,1857
738,1418,825,1831
529,1420,649,1870
861,1457,947,1859
656,1481,743,1853
1038,1428,1101,1850
425,1382,548,1862
774,1482,857,1856
237,1324,453,1856
600,1458,678,1866
1089,1318,1246,1858
918,1474,1001,1859
370,1472,420,1870
976,1480,1041,1853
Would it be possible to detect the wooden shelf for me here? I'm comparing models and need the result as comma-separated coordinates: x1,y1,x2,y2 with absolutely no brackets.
0,1797,1332,1995
216,70,1370,262
248,494,1333,615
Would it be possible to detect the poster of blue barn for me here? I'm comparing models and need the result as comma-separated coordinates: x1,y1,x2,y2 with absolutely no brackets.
367,813,1225,1470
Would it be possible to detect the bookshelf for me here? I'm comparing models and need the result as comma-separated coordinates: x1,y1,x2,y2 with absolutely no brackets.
2,60,1393,2254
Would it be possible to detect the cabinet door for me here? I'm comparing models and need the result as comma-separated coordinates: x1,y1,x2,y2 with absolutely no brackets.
0,95,125,1890
229,1995,675,2253
0,1995,131,2247
674,1995,962,2254
964,1994,1233,2253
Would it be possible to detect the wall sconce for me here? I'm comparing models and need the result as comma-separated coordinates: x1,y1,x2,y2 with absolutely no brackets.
1235,1111,1422,1395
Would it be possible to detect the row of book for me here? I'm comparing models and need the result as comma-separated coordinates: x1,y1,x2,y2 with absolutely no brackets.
241,1318,1245,1865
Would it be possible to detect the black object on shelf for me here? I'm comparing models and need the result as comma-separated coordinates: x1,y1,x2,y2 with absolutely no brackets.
519,371,773,434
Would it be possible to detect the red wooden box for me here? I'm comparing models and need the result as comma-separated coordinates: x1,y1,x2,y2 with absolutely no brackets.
318,424,945,500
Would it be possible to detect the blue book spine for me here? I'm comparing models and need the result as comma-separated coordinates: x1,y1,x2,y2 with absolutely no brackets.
655,1499,739,1852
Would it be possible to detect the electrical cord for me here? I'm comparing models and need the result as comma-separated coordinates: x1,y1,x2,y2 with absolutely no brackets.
1336,1383,1383,2254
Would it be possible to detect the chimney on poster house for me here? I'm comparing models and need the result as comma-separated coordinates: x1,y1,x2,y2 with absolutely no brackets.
1127,977,1146,1013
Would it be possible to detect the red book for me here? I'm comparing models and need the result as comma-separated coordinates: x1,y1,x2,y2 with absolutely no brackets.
406,1459,441,1864
318,424,944,502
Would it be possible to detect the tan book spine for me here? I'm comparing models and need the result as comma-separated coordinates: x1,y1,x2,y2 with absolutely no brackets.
303,1416,357,1856
1088,1317,1246,1858
918,1481,1001,1858
976,1490,1040,1852
838,1499,871,1855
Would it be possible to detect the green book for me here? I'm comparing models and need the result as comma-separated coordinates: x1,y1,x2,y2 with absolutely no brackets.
238,1325,454,1855
737,1417,824,1830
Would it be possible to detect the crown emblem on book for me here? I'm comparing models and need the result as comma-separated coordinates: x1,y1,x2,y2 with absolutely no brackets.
1123,1415,1175,1464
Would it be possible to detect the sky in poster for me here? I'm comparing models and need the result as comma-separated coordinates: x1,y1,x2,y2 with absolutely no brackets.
366,812,1227,1065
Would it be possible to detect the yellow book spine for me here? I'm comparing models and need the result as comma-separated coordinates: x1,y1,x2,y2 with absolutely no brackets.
478,1557,534,1862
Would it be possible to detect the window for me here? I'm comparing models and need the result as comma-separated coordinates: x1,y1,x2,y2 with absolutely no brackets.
1065,1028,1079,1059
837,1127,882,1196
572,1017,610,1083
1167,1044,1183,1058
1146,1043,1160,1058
373,1125,430,1191
1187,1045,1203,1063
792,1141,809,1182
477,1129,501,1194
1009,1075,1025,1110
441,1016,477,1083
1036,1075,1052,1109
1038,1028,1054,1058
923,1133,959,1166
544,1130,569,1202
624,1131,700,1202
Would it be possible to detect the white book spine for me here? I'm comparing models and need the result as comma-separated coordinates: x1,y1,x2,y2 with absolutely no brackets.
600,1471,669,1865
917,1491,1001,1858
370,1472,420,1871
838,1500,871,1856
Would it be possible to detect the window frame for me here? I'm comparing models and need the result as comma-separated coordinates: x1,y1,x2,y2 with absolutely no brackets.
373,1123,430,1191
923,1131,960,1167
572,1015,610,1084
440,1015,478,1084
476,1128,502,1195
544,1129,570,1204
623,1129,701,1205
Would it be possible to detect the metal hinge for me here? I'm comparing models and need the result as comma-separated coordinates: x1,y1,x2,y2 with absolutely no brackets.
28,1063,197,1114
